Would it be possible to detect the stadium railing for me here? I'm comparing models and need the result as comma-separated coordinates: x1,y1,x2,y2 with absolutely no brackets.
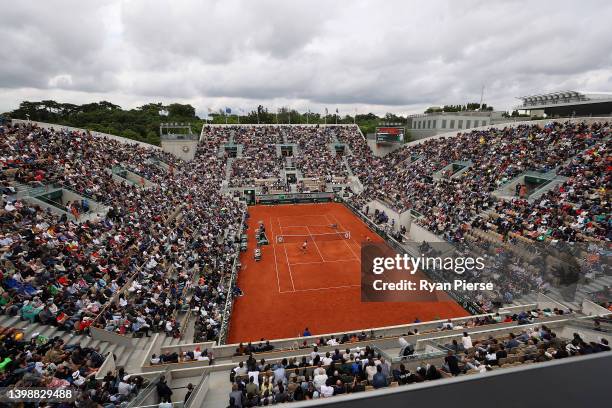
218,210,248,344
94,349,117,380
123,371,167,408
417,317,573,352
184,370,211,408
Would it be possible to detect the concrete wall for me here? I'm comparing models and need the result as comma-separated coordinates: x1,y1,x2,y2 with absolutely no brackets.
361,199,443,243
160,139,198,162
408,112,498,140
581,299,612,317
537,293,572,312
558,325,612,345
111,168,157,188
24,188,108,223
90,326,135,348
405,222,446,243
95,352,117,380
363,199,403,231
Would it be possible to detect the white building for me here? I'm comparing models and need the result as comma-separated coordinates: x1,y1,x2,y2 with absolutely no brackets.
407,111,505,139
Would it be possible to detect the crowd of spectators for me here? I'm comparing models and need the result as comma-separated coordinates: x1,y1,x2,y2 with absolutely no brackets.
292,127,348,180
229,127,285,188
202,124,357,188
0,122,245,346
0,327,149,406
491,138,610,242
226,322,608,406
350,121,610,243
149,344,213,365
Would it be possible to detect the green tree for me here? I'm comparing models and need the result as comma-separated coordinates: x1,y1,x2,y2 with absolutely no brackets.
167,103,196,117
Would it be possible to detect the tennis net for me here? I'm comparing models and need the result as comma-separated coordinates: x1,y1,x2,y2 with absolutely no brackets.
276,231,351,244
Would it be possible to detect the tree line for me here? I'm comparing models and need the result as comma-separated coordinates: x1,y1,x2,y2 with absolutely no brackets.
2,101,413,145
425,103,494,113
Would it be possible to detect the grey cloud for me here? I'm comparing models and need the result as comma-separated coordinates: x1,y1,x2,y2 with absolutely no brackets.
1,0,611,114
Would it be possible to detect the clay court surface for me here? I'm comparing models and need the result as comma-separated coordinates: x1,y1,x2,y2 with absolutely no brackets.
227,203,468,343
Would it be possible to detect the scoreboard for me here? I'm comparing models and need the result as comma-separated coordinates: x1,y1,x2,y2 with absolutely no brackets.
375,127,405,143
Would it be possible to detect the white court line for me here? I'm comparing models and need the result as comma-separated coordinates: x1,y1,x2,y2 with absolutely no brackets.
306,225,326,262
326,214,360,260
280,224,332,228
289,259,359,266
270,217,281,294
278,217,296,292
279,284,361,293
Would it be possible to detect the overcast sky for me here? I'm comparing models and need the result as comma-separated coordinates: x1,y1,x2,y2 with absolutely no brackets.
2,0,611,117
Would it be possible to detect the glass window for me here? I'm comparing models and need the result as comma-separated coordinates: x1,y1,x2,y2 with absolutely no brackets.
458,120,463,129
432,120,437,129
442,119,447,129
466,120,471,129
481,120,486,127
450,120,455,129
427,120,431,129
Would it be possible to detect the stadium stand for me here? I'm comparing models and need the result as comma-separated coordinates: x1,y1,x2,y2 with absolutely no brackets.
351,121,610,243
1,117,609,407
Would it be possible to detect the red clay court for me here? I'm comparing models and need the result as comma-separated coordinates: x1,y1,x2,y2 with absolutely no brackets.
227,202,468,343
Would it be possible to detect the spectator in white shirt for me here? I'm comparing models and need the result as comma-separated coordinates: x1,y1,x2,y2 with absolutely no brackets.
313,363,326,376
118,376,134,397
313,371,328,391
462,332,473,349
320,379,335,397
233,361,247,377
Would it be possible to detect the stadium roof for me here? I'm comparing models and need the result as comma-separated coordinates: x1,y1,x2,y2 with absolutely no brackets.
516,90,612,110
